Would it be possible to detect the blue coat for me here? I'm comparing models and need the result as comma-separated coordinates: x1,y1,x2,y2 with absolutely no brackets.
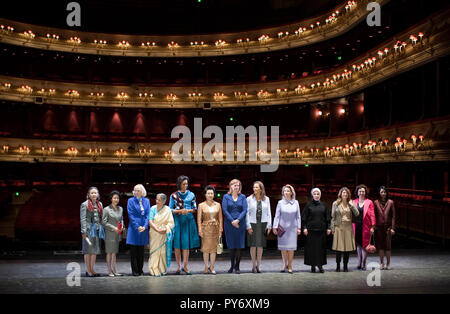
222,193,247,249
126,197,150,246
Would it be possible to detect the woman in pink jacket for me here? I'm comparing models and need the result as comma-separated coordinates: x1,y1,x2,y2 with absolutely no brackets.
353,184,376,270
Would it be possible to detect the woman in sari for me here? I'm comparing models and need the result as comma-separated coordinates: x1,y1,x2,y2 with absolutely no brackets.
148,193,175,277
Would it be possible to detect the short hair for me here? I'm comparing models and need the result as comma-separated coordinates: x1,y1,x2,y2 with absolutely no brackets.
109,190,121,202
252,181,266,201
133,184,147,197
228,179,242,194
377,186,390,201
204,185,216,196
282,184,296,200
355,184,369,198
176,175,189,191
156,193,167,204
86,187,100,200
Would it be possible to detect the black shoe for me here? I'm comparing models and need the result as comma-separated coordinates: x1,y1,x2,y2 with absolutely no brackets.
311,266,316,273
343,265,348,272
86,272,94,277
336,265,340,272
228,267,234,273
132,272,139,276
256,267,261,273
318,266,324,273
235,269,241,274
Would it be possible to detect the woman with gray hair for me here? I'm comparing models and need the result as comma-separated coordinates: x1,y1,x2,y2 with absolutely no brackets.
80,186,104,277
148,193,175,276
126,184,150,276
301,188,331,273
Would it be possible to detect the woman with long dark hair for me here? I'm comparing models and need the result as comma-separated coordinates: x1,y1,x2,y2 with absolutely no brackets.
246,181,272,273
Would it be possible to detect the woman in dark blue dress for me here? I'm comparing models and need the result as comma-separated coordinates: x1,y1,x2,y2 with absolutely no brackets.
222,179,247,274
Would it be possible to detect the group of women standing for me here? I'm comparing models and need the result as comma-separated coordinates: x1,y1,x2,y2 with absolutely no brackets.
80,179,396,277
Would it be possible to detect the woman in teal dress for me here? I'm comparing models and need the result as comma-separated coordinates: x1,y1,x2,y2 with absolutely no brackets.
169,175,200,275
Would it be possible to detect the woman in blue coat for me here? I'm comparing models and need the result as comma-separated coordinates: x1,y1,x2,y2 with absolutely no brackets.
126,184,150,276
169,175,200,275
222,179,248,274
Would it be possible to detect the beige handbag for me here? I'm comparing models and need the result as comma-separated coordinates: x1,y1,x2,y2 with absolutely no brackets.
217,237,223,255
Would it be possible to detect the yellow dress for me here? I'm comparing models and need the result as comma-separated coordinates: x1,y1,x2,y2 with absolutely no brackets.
148,205,174,276
197,201,223,253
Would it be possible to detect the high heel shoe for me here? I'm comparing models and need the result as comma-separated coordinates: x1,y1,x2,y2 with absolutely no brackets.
209,267,216,275
86,272,94,277
252,267,257,273
311,266,316,273
256,266,261,273
318,266,324,273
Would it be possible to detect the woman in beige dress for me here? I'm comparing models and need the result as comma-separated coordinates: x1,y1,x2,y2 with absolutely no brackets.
197,185,223,275
148,193,175,277
331,187,359,272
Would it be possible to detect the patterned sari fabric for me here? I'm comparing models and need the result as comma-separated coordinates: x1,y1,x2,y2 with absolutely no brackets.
148,205,175,276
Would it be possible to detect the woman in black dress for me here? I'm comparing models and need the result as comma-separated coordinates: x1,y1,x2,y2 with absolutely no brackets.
302,188,331,273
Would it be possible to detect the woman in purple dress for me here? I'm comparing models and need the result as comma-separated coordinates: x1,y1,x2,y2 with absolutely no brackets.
273,184,301,274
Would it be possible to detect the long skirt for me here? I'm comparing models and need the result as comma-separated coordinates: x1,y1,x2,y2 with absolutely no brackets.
304,230,327,266
149,229,168,276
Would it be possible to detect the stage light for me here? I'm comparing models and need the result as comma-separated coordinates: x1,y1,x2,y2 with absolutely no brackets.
15,192,19,197
217,193,221,197
229,117,234,122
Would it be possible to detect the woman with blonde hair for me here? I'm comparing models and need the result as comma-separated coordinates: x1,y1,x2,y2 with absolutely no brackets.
246,181,272,273
222,179,247,274
273,184,301,274
331,187,359,272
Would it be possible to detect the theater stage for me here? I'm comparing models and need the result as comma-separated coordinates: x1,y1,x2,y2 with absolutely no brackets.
0,249,449,294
